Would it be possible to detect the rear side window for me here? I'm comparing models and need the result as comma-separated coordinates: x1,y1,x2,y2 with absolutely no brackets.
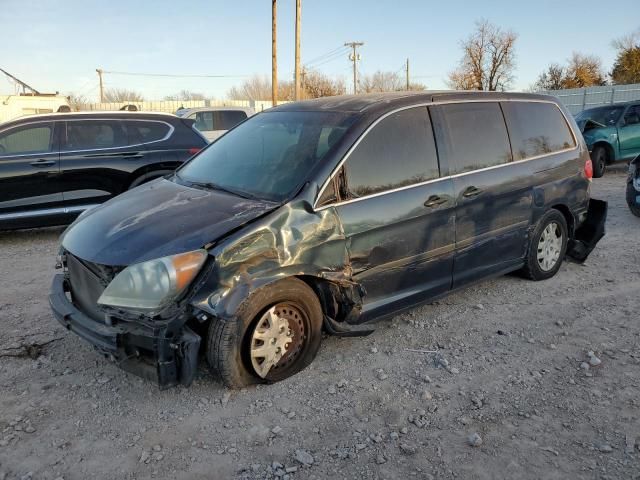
192,111,214,131
0,123,54,155
64,120,127,150
436,102,512,174
125,121,170,144
343,107,439,198
190,110,247,132
216,110,247,130
502,102,576,160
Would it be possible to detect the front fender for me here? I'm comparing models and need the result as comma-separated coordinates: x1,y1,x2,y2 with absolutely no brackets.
189,200,353,321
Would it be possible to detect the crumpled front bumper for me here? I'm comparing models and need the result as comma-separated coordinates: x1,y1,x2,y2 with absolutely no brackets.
49,274,200,388
567,198,608,262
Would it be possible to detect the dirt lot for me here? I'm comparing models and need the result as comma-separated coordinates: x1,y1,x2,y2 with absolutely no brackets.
0,171,638,480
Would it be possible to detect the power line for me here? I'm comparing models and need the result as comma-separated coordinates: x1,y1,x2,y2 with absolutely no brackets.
101,70,250,79
305,46,350,66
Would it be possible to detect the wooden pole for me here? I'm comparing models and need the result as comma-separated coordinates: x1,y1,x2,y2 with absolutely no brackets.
272,0,278,106
294,0,301,100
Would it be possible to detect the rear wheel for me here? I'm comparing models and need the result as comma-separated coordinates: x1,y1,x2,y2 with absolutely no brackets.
591,146,608,178
206,278,323,388
521,210,568,281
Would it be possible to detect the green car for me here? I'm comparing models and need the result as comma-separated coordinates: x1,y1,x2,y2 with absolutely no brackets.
576,102,640,177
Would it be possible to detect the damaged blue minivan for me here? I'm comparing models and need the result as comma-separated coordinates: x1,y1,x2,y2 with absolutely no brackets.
50,92,607,388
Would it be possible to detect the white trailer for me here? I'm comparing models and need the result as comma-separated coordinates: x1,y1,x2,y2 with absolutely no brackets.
0,94,70,124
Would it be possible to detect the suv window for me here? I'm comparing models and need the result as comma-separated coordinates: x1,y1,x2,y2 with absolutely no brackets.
125,121,170,144
191,110,248,131
0,123,54,156
64,120,127,151
216,110,247,130
343,107,439,198
437,102,512,174
502,102,576,160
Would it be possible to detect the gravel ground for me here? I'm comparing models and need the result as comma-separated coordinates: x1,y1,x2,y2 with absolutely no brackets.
0,171,639,480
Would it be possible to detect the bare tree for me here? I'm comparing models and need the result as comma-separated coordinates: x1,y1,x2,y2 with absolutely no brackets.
302,70,345,98
66,93,89,111
360,71,427,93
532,63,566,91
164,90,206,101
103,88,144,103
447,20,517,91
227,75,275,101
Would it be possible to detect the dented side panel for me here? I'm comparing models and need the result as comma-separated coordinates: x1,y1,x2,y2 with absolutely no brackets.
190,195,360,321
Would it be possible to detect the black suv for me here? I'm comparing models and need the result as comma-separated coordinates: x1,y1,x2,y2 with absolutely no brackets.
50,92,607,389
0,111,207,230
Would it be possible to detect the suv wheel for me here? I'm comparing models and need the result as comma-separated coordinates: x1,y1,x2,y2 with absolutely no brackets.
206,278,323,388
521,210,568,281
591,146,608,178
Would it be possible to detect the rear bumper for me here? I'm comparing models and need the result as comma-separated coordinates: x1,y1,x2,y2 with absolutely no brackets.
49,274,200,388
567,198,608,262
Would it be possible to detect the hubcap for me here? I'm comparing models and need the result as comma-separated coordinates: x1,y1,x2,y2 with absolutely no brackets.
250,303,305,378
537,222,563,272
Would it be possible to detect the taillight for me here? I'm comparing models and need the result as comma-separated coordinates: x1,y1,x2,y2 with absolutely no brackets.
584,158,593,180
188,147,201,155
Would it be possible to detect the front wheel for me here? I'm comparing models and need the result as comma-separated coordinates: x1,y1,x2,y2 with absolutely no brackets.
591,146,608,178
521,210,568,281
206,278,323,388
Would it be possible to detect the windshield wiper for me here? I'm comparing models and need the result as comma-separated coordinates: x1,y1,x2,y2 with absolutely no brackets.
188,180,257,200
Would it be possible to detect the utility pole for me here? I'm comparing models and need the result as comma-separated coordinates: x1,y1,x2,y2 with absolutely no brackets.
345,42,364,94
271,0,278,106
300,67,307,99
406,58,410,91
294,0,302,100
96,68,104,103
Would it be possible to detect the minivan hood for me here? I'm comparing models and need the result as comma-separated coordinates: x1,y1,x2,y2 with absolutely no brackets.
61,178,278,266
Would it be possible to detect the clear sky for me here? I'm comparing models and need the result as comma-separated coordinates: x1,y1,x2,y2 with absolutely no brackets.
1,0,638,101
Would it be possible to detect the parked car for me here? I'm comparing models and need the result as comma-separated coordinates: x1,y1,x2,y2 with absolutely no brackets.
0,111,207,230
627,154,640,217
50,92,607,389
176,106,254,142
576,102,640,177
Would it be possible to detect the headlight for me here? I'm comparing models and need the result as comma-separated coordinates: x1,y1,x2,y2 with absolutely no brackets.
98,249,207,311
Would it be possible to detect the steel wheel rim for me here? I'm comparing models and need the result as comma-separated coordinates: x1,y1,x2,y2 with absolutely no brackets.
537,221,562,272
249,303,306,379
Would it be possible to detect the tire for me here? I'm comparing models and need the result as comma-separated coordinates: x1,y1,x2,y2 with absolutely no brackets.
128,170,174,189
591,145,608,178
627,182,640,217
206,278,323,388
521,209,568,281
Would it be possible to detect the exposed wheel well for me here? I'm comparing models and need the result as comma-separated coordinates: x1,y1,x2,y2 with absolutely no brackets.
550,204,575,237
592,142,614,164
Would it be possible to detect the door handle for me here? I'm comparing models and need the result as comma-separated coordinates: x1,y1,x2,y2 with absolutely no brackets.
424,195,448,207
30,159,56,167
462,186,482,198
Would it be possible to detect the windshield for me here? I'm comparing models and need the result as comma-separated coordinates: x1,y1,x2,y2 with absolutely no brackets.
575,106,624,127
177,111,356,202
